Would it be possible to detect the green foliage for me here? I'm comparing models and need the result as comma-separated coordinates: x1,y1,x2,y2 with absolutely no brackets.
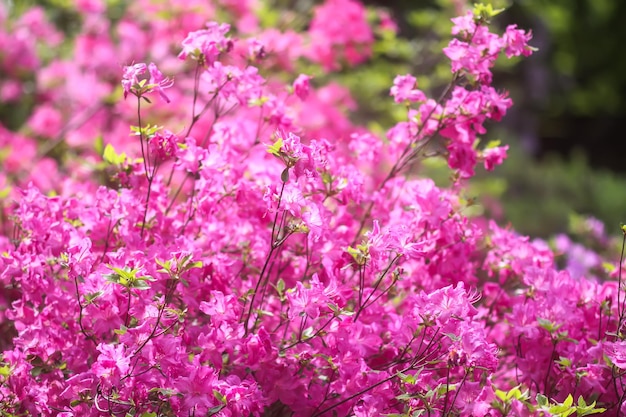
266,137,283,158
486,142,626,237
514,0,626,116
104,265,156,290
102,144,128,166
492,386,605,417
536,393,606,417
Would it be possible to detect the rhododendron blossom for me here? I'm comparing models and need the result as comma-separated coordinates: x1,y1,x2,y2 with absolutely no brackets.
293,74,312,100
307,0,373,70
178,22,234,65
122,62,173,102
390,74,427,104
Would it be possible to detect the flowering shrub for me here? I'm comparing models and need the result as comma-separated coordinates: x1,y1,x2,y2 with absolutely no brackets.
0,0,622,416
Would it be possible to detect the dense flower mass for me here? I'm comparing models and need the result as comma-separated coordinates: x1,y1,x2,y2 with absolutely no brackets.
0,1,621,416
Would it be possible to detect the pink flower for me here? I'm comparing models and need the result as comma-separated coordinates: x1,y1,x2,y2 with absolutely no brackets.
148,129,179,161
293,74,312,100
0,79,22,101
176,137,207,173
447,141,477,178
443,39,495,83
388,224,431,258
606,341,626,370
482,145,508,170
348,132,382,162
199,291,240,325
93,343,130,381
172,357,219,415
450,12,476,37
214,375,267,416
307,0,373,70
178,22,233,65
27,105,63,138
378,10,398,34
481,86,513,121
76,0,105,13
457,325,499,371
246,38,266,62
256,29,303,71
281,131,304,160
121,62,172,102
390,74,426,104
121,62,147,99
147,62,174,103
503,25,534,58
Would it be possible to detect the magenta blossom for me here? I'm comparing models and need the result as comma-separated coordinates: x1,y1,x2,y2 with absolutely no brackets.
121,62,173,102
390,74,426,104
293,74,312,100
178,21,233,65
121,62,146,99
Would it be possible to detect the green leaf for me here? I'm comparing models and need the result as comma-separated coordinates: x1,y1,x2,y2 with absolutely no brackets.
473,3,505,21
575,395,606,416
105,265,154,289
114,325,128,335
347,245,369,265
155,258,172,273
602,262,616,273
94,136,104,155
397,371,416,385
506,387,521,400
267,137,283,157
189,261,203,269
579,406,607,416
213,389,227,404
0,364,10,377
537,317,562,333
131,280,151,290
494,388,507,402
557,356,572,367
275,278,285,297
563,394,574,408
444,332,460,342
84,291,102,305
103,143,127,165
0,186,12,199
104,272,121,284
30,366,44,377
485,139,502,149
248,96,269,107
327,302,339,315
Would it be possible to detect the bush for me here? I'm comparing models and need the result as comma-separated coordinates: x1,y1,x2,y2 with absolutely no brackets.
0,1,620,416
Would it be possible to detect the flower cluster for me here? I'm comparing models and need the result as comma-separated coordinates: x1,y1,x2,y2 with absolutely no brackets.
0,1,620,417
